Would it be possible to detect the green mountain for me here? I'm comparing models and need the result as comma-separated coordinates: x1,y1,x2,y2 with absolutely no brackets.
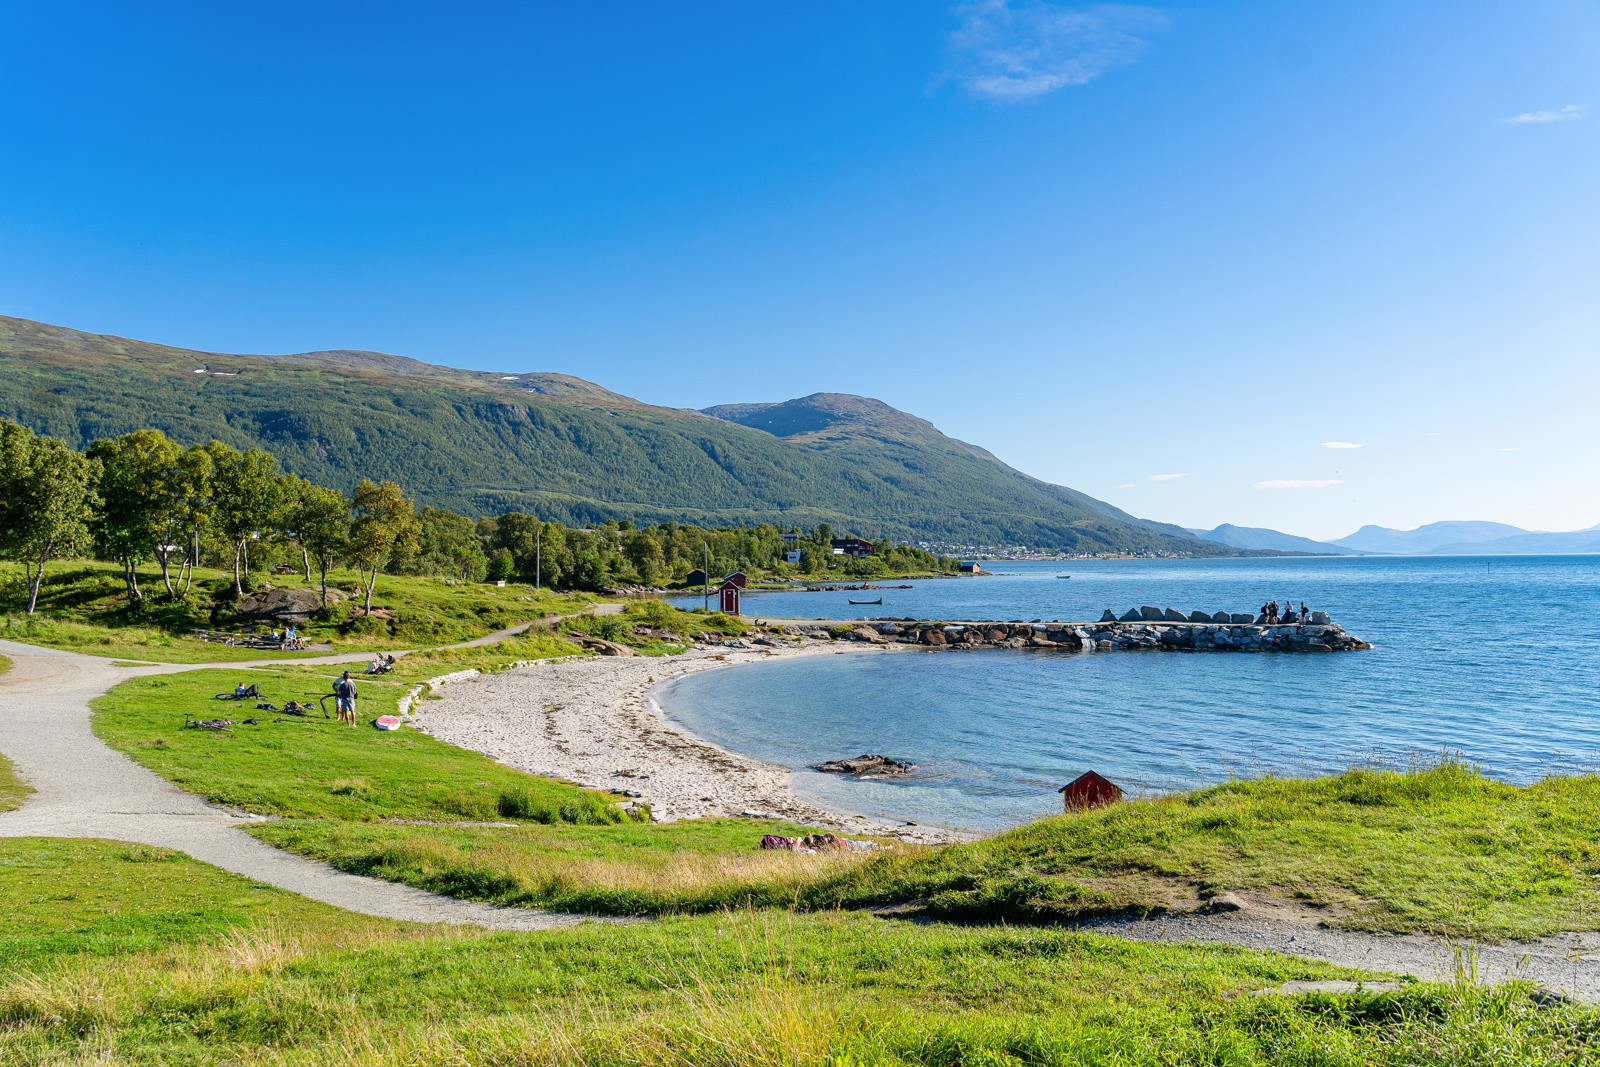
0,315,1221,554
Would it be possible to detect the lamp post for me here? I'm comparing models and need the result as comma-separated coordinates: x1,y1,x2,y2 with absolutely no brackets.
535,524,542,592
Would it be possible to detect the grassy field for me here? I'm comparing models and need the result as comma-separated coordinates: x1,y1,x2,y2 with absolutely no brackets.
4,837,1594,1067
92,659,1600,939
0,652,11,675
0,752,29,812
0,560,589,662
91,668,634,825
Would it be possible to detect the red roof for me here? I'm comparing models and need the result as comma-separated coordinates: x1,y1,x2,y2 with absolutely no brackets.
1058,770,1123,806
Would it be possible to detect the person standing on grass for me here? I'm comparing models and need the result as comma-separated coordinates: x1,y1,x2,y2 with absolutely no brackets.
334,671,358,726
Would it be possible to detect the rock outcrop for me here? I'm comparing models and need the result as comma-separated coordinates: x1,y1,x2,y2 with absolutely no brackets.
236,586,346,623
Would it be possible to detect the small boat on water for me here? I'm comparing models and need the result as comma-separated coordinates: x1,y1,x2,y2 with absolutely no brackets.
848,598,883,605
1056,574,1072,579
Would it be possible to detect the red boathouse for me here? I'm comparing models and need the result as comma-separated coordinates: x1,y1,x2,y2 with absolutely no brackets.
1058,771,1123,811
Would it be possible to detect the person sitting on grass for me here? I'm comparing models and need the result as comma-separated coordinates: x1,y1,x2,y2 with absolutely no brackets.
333,671,358,726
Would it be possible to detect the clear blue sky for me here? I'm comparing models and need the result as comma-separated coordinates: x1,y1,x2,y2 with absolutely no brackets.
4,1,1596,540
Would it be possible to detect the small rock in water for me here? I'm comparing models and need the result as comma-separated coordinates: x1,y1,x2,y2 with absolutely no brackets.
814,754,916,778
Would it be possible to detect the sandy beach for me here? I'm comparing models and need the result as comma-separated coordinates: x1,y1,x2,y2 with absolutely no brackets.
410,642,965,844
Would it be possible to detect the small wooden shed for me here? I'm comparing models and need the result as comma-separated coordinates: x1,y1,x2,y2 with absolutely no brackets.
1058,771,1123,811
718,578,742,615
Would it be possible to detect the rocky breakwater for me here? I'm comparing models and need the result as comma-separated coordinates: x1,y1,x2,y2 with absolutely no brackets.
781,607,1372,654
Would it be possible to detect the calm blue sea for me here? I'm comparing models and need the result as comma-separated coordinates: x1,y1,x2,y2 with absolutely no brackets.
662,556,1600,833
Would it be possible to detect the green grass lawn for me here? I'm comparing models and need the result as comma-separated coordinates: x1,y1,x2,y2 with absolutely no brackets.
91,667,633,825
0,560,591,662
4,837,1592,1067
0,751,29,812
0,652,11,675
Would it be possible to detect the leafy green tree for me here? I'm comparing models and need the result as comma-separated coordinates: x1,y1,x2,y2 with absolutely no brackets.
622,529,665,586
286,480,350,606
208,444,285,598
485,547,515,583
349,479,420,615
150,445,216,597
87,429,184,601
416,506,487,582
0,422,98,613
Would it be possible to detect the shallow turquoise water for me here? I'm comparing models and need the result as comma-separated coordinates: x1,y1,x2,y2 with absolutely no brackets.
661,556,1600,833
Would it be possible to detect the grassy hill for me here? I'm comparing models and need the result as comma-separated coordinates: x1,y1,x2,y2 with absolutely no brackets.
0,316,1221,554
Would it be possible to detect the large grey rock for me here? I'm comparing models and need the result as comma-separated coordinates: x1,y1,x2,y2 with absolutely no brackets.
1120,609,1142,622
1188,611,1211,623
1211,611,1232,623
1163,608,1187,622
1139,606,1164,621
1100,610,1118,623
1230,613,1254,624
1309,611,1331,625
236,586,346,622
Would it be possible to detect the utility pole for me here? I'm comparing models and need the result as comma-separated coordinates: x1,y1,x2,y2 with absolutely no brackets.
535,525,542,591
703,542,710,611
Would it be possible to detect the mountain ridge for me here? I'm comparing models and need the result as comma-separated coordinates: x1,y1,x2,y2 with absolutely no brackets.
0,315,1224,556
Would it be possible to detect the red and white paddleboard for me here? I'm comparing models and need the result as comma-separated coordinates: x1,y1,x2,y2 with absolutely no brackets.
373,715,402,731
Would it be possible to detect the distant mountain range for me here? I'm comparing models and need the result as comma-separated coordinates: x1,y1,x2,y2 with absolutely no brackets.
1190,520,1600,557
1331,521,1600,555
0,316,1224,556
1186,524,1365,556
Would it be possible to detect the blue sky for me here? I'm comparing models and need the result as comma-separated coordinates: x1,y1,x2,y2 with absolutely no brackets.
3,1,1596,540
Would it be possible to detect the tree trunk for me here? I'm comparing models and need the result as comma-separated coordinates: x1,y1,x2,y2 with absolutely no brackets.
124,557,142,602
25,555,42,614
157,545,176,597
364,561,378,615
318,556,330,607
302,545,311,582
232,540,245,598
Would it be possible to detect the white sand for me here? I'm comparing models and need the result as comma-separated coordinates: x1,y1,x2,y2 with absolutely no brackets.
410,643,964,843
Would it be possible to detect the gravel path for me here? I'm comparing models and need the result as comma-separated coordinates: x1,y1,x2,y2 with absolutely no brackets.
0,629,617,930
1076,912,1600,1002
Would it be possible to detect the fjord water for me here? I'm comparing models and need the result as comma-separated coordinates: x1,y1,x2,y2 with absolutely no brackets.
662,556,1600,833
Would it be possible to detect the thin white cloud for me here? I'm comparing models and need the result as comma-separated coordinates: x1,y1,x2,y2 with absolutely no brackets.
1148,473,1186,482
1502,104,1588,125
1254,479,1345,490
1322,441,1362,450
942,1,1166,100
1498,447,1520,453
1113,483,1137,489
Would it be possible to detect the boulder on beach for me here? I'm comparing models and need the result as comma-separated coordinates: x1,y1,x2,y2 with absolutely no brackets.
1188,611,1211,623
1100,609,1118,623
1309,611,1332,625
1230,613,1255,624
1119,609,1142,622
1163,608,1187,622
1211,611,1232,623
1139,606,1163,621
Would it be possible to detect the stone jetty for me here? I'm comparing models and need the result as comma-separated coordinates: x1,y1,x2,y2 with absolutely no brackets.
781,608,1371,653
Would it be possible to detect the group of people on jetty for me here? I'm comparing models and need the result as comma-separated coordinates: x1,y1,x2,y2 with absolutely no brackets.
1260,599,1312,624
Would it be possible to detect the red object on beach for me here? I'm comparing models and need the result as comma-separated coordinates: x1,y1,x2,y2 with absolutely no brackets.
374,715,402,731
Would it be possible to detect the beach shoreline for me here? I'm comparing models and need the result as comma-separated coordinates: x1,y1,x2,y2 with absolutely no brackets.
409,641,968,845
